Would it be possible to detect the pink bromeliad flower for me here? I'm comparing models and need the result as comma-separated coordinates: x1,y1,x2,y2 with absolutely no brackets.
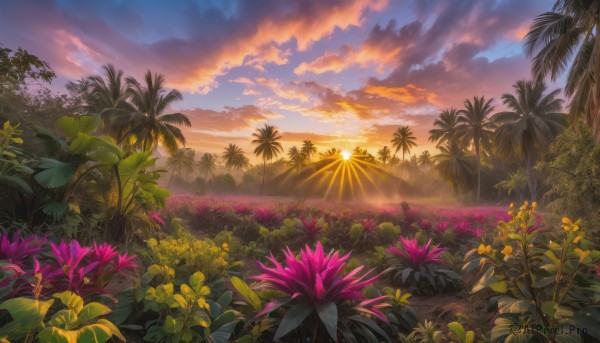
361,218,378,233
254,207,278,226
0,232,46,267
254,242,389,321
388,238,446,268
300,217,323,241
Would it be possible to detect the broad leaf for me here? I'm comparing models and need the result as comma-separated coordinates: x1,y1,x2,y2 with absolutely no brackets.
76,303,112,326
317,302,338,341
54,292,84,314
57,115,100,138
274,303,312,341
230,276,262,311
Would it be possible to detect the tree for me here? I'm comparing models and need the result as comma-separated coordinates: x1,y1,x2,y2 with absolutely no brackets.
428,109,460,147
418,150,433,169
391,126,417,162
288,146,306,171
492,80,566,201
494,169,528,203
0,46,55,91
125,70,191,153
457,96,495,202
222,144,249,172
525,0,600,143
301,140,317,161
433,144,476,194
377,146,392,165
84,64,133,145
251,124,283,195
198,153,217,179
166,148,195,188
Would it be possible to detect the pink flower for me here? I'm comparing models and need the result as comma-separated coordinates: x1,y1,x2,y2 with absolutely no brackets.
254,242,389,322
0,232,46,267
149,211,165,225
114,253,137,274
91,242,118,268
300,217,323,241
361,218,377,233
254,207,278,226
418,219,432,230
388,238,446,268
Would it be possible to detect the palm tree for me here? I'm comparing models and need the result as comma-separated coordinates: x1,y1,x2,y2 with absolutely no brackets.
377,146,392,165
418,150,433,169
198,152,217,179
492,80,566,200
85,64,133,144
222,144,249,172
391,126,417,162
321,148,340,158
388,155,400,167
125,70,191,153
428,109,460,147
301,140,317,161
457,96,495,202
433,144,476,194
288,146,306,170
166,148,195,188
494,169,528,203
251,124,283,195
525,1,600,143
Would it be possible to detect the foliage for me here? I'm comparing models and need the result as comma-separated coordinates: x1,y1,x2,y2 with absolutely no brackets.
0,46,55,90
147,236,230,282
463,201,600,342
0,291,124,343
383,288,418,336
389,238,460,295
0,234,136,300
0,121,33,194
254,242,391,342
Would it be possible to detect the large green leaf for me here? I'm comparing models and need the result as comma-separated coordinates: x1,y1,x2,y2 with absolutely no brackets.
76,303,112,326
274,303,312,341
108,288,135,325
347,315,391,343
54,292,84,314
317,302,338,341
47,310,78,330
96,319,126,342
34,125,67,156
230,276,262,311
34,158,77,188
38,327,80,343
0,298,54,340
471,266,495,293
208,320,237,343
40,202,69,221
57,115,101,138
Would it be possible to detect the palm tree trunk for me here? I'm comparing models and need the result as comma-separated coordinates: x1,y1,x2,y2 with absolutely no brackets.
260,159,266,195
475,140,481,203
525,146,537,201
167,169,175,189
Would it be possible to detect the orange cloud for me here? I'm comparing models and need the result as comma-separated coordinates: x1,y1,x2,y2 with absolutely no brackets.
182,105,281,132
362,84,434,104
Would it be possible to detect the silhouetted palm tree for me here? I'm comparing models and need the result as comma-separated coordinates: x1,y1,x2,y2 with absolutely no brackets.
433,143,476,194
391,126,417,162
251,124,283,195
288,146,306,171
377,146,392,165
85,64,134,144
166,148,195,188
125,70,191,153
525,0,600,142
198,152,218,179
222,144,249,172
301,140,317,161
492,80,566,200
418,150,433,169
429,109,460,147
457,96,495,202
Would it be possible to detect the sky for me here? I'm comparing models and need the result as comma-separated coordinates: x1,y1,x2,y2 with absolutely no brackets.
0,0,556,162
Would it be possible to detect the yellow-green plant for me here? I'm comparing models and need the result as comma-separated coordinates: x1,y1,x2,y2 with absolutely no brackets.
147,236,229,281
463,201,600,342
0,291,124,343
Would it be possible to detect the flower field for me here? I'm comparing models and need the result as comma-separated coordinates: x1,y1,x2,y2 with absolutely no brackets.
2,196,598,342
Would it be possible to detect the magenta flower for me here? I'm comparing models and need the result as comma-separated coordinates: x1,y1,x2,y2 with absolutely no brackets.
454,221,473,236
254,242,389,322
435,221,450,232
361,218,377,233
92,242,118,268
418,219,432,230
149,211,165,225
254,207,278,226
389,238,446,268
0,232,46,267
300,217,322,241
233,204,253,215
114,253,137,274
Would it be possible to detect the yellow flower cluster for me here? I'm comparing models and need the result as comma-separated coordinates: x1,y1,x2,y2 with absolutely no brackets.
562,217,585,244
478,244,492,255
147,236,230,280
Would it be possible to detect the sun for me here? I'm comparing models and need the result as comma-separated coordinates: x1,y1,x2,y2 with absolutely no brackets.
341,150,351,161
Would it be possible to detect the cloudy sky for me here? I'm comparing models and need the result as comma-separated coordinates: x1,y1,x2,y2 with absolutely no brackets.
1,0,556,161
